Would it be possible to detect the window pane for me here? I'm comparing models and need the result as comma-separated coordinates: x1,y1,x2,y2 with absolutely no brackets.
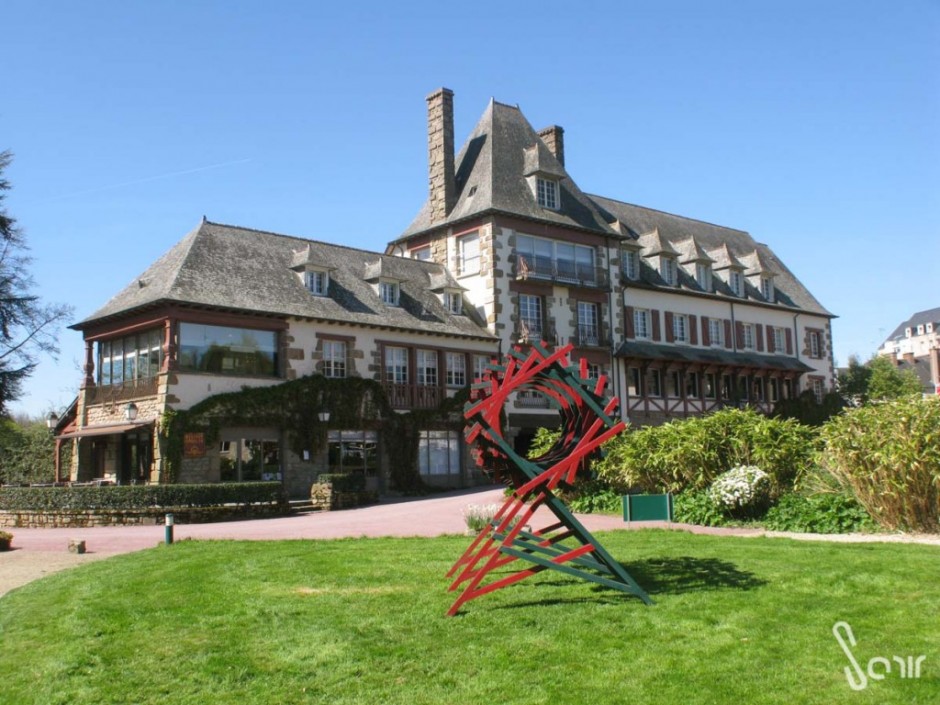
179,323,278,377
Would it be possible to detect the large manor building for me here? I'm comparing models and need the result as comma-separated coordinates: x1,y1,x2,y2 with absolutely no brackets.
55,88,835,494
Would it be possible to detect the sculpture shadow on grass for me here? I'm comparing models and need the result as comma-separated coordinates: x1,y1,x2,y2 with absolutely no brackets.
483,556,766,612
623,556,767,596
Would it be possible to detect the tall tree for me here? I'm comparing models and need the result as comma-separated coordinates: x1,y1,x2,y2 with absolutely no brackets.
867,355,923,400
0,151,72,414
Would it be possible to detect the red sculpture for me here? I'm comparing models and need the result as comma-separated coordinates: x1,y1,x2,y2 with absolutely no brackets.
446,342,652,615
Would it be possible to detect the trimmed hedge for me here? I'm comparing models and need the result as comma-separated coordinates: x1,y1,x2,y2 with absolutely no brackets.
316,473,366,493
0,482,287,512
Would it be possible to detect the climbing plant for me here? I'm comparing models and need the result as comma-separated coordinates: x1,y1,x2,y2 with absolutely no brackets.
159,375,467,492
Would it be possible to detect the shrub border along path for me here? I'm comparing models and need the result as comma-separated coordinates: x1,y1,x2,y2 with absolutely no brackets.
2,486,938,598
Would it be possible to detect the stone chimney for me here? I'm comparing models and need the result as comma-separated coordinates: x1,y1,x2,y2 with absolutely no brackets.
538,125,565,167
427,88,455,223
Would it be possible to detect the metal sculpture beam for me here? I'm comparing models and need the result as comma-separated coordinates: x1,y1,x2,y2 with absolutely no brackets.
446,342,652,616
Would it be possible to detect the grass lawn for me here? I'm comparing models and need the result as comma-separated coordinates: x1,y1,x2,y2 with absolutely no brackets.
0,531,937,705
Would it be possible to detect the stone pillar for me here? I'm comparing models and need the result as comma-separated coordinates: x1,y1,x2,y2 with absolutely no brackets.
537,125,565,166
427,87,455,223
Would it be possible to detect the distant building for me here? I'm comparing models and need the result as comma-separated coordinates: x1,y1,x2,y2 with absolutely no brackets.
877,307,940,395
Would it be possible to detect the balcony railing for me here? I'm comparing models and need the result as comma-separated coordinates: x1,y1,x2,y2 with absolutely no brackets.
516,391,550,408
514,323,557,346
85,376,159,405
572,325,608,348
384,383,442,410
515,256,609,289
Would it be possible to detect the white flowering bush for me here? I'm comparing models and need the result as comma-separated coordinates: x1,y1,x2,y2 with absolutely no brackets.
708,465,771,516
462,503,503,532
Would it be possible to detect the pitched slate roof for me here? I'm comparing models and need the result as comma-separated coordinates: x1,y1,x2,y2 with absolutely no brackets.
590,195,833,316
883,306,940,344
396,100,618,240
396,94,832,318
73,220,496,341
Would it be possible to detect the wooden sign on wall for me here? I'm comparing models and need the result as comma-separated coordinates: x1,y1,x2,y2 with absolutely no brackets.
183,432,206,458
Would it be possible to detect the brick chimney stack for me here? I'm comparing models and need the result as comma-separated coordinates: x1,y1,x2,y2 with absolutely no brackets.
427,88,455,223
538,125,565,167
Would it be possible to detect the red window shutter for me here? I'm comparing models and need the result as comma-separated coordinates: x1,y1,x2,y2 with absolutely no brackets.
625,306,635,339
756,324,764,352
735,322,744,349
767,326,775,353
785,328,793,354
651,309,661,342
690,315,698,345
665,311,675,343
724,320,733,349
701,316,711,346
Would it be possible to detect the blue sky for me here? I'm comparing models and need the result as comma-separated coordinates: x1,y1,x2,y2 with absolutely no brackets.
2,0,938,418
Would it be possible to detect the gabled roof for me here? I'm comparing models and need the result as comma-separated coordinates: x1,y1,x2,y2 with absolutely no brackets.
638,228,679,257
73,220,496,341
884,306,940,343
740,249,778,276
590,195,833,316
676,236,715,264
397,100,618,240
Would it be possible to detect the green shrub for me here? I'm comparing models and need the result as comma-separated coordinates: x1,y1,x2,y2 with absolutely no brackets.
763,493,875,534
821,396,940,532
673,490,728,527
315,473,366,493
0,482,287,511
595,408,817,495
566,479,622,514
527,427,561,459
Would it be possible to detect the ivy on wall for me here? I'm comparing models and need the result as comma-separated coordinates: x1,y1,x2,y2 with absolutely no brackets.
159,375,467,492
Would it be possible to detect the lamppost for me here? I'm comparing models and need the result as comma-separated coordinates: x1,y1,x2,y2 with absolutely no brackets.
46,411,60,482
318,406,331,476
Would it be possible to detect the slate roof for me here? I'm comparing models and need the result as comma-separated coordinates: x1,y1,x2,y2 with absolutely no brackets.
883,306,940,345
73,220,496,341
396,100,618,240
396,95,832,318
590,196,832,315
615,340,814,373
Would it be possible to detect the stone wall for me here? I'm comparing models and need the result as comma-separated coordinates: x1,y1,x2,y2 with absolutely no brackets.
0,503,289,528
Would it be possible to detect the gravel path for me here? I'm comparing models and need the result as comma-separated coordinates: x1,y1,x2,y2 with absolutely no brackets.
2,485,937,598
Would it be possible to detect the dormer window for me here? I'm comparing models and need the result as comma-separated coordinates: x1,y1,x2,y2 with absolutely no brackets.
916,324,925,335
536,177,559,209
660,256,678,286
729,270,744,297
696,263,712,292
443,291,462,314
622,249,639,281
379,280,400,306
760,276,774,302
305,269,329,296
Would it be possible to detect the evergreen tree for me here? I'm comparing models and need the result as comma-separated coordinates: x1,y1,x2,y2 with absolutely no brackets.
0,151,72,413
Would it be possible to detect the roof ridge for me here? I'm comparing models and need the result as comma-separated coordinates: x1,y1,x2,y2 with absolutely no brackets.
587,193,751,237
203,218,442,265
